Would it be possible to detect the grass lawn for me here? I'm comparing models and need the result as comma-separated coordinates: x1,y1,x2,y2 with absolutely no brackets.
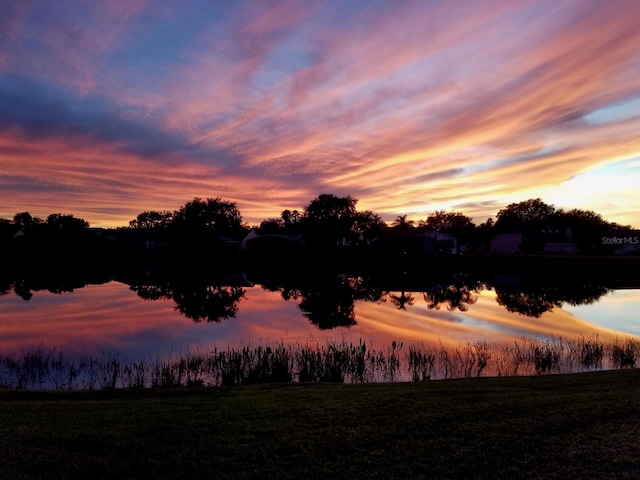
1,369,639,479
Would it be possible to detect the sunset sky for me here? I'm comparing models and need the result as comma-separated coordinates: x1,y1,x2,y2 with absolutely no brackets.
1,0,639,228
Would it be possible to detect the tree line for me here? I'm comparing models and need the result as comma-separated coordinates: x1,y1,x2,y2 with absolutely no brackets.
1,194,636,255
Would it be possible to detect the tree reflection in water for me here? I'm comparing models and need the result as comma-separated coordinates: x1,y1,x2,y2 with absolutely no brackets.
126,275,621,323
298,288,356,329
495,291,561,318
2,266,618,325
383,291,416,310
13,279,33,301
173,285,245,323
423,282,482,312
495,284,612,318
130,283,172,301
277,273,385,329
293,273,357,329
131,282,245,323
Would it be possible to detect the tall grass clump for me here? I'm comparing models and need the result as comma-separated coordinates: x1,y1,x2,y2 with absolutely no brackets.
98,354,122,389
408,343,435,381
609,336,640,368
294,340,352,383
533,339,563,375
212,344,294,386
346,339,369,383
565,335,604,371
496,340,530,377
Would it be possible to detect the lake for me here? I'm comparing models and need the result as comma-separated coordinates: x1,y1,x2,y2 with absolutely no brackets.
2,267,639,363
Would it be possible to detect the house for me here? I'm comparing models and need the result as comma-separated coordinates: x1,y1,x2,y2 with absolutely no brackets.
369,232,439,256
217,234,246,253
422,231,459,254
492,227,583,255
115,229,169,254
240,229,304,254
526,227,585,255
543,242,581,254
240,229,260,250
490,234,523,253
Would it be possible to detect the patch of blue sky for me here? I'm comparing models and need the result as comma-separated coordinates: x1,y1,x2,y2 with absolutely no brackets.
0,175,83,194
320,0,392,26
0,75,108,126
449,310,538,338
583,96,640,125
105,5,224,79
567,155,640,182
0,74,230,165
462,145,564,176
252,42,316,91
562,290,640,336
417,167,466,182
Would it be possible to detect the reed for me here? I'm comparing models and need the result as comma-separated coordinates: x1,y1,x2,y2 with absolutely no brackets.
1,335,639,390
408,343,436,381
609,336,639,368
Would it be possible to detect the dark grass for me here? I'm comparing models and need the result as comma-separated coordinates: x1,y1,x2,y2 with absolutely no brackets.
1,369,639,479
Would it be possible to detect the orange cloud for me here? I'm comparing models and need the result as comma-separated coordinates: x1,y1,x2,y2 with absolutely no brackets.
1,1,639,227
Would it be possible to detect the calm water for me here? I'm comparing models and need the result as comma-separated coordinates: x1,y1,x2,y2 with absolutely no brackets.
1,270,639,361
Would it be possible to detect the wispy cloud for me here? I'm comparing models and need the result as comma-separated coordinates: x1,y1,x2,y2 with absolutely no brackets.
1,0,639,227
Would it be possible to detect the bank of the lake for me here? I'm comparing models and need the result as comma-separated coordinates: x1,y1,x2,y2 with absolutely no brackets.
1,369,639,479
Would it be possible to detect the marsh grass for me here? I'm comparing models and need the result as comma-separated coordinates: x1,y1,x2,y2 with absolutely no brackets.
1,335,640,390
611,336,639,368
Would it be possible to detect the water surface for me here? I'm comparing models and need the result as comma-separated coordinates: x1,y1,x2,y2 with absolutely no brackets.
1,271,638,361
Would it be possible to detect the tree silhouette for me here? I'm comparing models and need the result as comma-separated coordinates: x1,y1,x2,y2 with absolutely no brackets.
280,209,302,227
420,210,475,241
13,212,43,230
6,192,637,267
129,211,174,229
258,218,284,234
46,213,90,231
172,197,244,234
301,194,359,248
353,211,386,243
494,198,557,231
391,215,415,232
558,208,631,244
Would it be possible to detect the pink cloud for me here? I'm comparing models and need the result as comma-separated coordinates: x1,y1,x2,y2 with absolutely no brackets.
1,1,146,93
1,1,639,228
